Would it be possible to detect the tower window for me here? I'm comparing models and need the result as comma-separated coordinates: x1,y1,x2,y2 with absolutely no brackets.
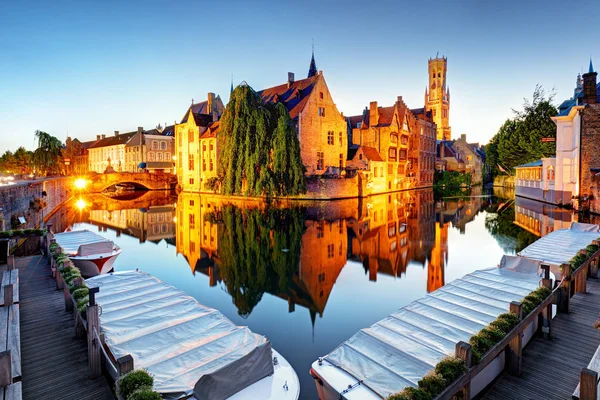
318,107,325,117
327,131,334,145
320,92,324,99
438,73,441,78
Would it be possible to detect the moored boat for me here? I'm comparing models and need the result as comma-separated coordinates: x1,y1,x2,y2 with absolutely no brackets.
53,230,122,277
86,271,300,400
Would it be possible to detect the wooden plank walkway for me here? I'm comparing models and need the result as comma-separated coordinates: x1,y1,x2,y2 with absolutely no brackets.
483,279,600,400
12,255,114,400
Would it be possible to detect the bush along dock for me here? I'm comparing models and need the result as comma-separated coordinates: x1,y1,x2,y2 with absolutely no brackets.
117,369,161,400
52,247,90,319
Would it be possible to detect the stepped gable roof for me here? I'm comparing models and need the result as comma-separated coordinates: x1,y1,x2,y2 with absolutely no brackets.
515,159,543,168
89,132,136,149
258,74,319,120
360,146,384,162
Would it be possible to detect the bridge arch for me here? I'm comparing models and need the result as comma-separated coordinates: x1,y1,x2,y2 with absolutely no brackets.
83,173,176,193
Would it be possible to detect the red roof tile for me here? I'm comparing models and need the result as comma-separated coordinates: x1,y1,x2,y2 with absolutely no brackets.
361,146,384,162
258,75,319,119
376,106,395,126
89,132,136,149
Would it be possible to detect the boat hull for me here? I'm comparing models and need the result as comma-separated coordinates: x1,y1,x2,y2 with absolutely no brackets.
69,249,121,277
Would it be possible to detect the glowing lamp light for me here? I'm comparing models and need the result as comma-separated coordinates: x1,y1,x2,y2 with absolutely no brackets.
75,198,87,210
74,178,88,190
173,216,177,223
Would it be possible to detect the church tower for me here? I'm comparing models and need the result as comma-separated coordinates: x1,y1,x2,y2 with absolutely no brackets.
425,55,451,140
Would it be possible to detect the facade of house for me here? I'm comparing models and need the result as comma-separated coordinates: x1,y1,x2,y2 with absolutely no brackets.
175,93,225,192
72,139,97,176
425,56,451,140
124,125,175,173
258,69,347,176
88,131,136,173
515,61,600,213
411,108,437,187
452,134,484,184
436,141,465,173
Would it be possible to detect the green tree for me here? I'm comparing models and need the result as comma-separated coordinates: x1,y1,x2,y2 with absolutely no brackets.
33,130,62,176
13,147,33,175
0,151,16,174
218,83,306,197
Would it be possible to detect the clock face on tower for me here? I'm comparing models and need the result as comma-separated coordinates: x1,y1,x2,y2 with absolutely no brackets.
431,83,436,90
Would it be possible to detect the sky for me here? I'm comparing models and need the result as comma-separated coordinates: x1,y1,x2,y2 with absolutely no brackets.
1,0,599,152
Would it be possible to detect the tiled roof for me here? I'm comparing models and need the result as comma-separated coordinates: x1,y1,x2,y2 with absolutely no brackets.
361,146,384,162
515,160,543,168
89,132,136,149
162,125,175,136
258,75,319,119
376,106,395,126
182,101,209,123
200,121,220,139
347,115,363,129
193,113,214,127
410,108,425,115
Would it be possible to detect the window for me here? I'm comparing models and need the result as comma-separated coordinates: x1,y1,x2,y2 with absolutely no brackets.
157,152,163,161
318,107,325,117
190,200,194,206
388,164,393,175
189,241,195,253
433,109,436,117
160,141,167,150
202,160,206,171
388,148,397,161
399,149,407,160
401,135,409,145
339,154,343,169
149,152,155,161
390,134,398,144
327,244,334,258
338,220,343,234
318,273,325,282
152,141,159,150
179,134,182,147
374,167,378,178
317,152,324,170
317,222,324,238
359,153,363,160
320,92,324,99
327,131,334,145
209,159,213,171
339,132,343,146
178,152,182,167
188,154,194,170
438,72,441,78
209,142,213,151
547,166,555,180
165,153,171,161
189,213,195,229
203,143,206,151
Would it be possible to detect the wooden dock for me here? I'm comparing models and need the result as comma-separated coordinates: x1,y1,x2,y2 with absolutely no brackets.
12,255,114,400
483,279,600,400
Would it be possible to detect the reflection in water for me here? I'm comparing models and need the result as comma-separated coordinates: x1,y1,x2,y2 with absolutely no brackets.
47,187,580,399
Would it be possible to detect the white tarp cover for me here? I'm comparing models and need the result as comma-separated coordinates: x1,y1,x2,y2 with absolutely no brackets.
323,268,540,399
86,271,274,399
518,224,600,268
77,241,114,256
54,230,116,255
499,255,542,275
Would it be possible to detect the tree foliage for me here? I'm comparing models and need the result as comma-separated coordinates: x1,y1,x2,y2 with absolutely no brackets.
486,85,557,177
33,130,63,176
218,84,306,197
0,147,33,175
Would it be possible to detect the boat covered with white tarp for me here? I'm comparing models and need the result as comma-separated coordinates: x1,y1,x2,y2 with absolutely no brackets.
86,271,299,400
54,229,121,276
518,222,600,271
310,267,541,400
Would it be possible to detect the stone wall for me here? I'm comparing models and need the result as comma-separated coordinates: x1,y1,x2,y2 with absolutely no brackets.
304,176,359,199
0,178,71,231
581,103,600,214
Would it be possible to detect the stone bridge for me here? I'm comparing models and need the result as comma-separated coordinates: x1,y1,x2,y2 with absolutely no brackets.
84,173,177,193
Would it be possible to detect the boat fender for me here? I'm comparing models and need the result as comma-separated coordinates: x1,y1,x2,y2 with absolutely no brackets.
309,368,323,386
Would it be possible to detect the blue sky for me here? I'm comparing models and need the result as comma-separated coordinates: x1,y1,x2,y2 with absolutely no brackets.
1,0,598,152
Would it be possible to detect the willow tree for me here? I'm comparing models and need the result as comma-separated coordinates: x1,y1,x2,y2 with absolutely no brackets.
33,130,62,176
218,83,306,197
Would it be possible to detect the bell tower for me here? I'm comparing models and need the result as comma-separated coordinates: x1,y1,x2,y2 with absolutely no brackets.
425,55,451,140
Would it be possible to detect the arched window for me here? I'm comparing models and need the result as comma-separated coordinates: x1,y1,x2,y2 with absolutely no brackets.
149,152,155,161
160,141,167,150
547,165,555,180
152,141,159,150
157,152,163,161
438,72,441,78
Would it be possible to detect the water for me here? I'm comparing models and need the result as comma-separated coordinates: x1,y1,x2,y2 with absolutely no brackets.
48,187,569,399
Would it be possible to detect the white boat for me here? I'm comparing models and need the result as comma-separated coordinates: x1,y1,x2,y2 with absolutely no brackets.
53,230,122,277
86,271,300,400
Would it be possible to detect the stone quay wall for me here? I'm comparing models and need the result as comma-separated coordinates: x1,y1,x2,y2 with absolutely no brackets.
0,178,71,231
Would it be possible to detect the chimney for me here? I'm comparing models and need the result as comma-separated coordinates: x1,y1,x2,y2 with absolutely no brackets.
287,72,295,88
114,130,119,136
96,134,101,140
397,96,403,105
207,92,215,114
101,134,106,139
461,133,466,142
583,71,598,105
369,101,379,126
137,127,143,134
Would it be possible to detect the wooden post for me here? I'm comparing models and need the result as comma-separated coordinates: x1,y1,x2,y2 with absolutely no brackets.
541,278,552,339
559,263,571,313
87,286,101,379
0,351,11,387
580,368,598,400
117,355,134,376
506,301,522,376
591,240,599,278
56,269,64,290
46,223,53,234
455,341,471,399
3,285,13,308
578,250,588,294
6,256,14,271
541,264,550,280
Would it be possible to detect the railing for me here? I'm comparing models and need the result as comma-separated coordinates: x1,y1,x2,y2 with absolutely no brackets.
435,247,600,400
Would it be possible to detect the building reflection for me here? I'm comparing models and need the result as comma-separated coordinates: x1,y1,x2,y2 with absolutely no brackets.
513,196,573,237
88,206,175,243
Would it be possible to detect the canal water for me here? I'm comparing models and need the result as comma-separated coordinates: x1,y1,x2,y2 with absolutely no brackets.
48,187,572,399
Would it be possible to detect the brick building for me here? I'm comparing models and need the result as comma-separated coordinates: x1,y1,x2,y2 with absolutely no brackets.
175,93,225,192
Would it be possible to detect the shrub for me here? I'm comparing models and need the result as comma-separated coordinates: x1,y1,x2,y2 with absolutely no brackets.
522,287,551,316
469,334,494,363
434,356,466,383
34,228,46,236
76,296,89,309
479,326,506,343
24,228,36,235
127,387,162,400
69,280,86,294
587,244,599,254
76,301,87,319
570,252,589,271
49,242,59,251
387,387,432,400
0,231,11,239
73,287,89,301
117,370,154,399
489,318,512,334
417,372,446,396
11,230,24,237
496,313,519,330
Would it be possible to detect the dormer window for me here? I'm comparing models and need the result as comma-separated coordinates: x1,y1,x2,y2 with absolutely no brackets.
357,122,363,129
